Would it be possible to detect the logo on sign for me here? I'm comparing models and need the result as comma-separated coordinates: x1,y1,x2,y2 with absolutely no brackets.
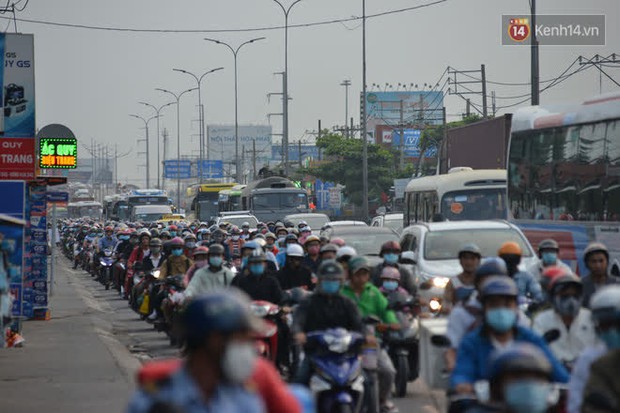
508,18,530,42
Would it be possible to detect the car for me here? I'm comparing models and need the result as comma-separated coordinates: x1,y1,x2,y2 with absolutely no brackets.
215,214,259,229
370,213,404,235
283,212,330,233
320,220,368,237
323,226,399,267
130,204,173,223
399,220,539,312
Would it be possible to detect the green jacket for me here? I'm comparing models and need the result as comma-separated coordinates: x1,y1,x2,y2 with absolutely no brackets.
341,283,398,324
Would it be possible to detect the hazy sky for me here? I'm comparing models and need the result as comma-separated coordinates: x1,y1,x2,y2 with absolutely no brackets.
13,0,620,184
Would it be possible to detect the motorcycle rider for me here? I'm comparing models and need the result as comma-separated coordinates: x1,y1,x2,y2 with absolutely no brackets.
276,243,314,291
450,276,568,398
497,241,544,303
581,242,618,307
141,238,166,273
370,241,416,295
232,249,283,304
184,246,210,285
531,273,596,370
184,244,235,298
183,233,198,259
227,226,245,258
379,266,409,296
126,291,266,413
301,235,321,274
276,234,299,269
528,239,571,279
126,230,152,299
319,243,338,261
444,243,481,313
241,222,251,240
341,256,400,413
208,229,231,261
292,260,364,384
264,232,279,255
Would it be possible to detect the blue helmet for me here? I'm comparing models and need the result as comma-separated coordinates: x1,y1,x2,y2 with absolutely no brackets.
475,257,508,283
479,276,518,301
182,290,262,346
489,342,552,380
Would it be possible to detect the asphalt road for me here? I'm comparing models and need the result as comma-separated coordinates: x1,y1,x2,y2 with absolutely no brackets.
61,255,447,412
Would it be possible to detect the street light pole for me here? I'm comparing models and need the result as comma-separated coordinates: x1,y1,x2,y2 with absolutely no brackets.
272,0,302,177
155,87,197,210
129,114,158,188
340,80,351,138
361,0,369,220
139,101,175,189
172,67,224,182
204,37,265,183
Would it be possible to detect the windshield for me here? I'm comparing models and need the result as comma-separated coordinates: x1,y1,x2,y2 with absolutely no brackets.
336,231,399,256
288,215,329,229
423,228,532,260
135,212,166,222
220,216,259,229
383,218,403,233
253,192,308,210
441,188,506,221
198,200,219,221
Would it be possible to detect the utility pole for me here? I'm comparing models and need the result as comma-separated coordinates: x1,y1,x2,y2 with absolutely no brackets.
448,66,488,117
531,0,540,105
298,140,302,168
341,80,351,138
481,64,488,117
578,54,620,93
491,91,496,116
253,139,257,180
399,99,405,170
466,99,471,117
318,119,322,161
162,128,169,189
361,0,369,221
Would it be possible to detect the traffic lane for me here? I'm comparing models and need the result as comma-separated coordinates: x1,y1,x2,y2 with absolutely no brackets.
67,258,448,411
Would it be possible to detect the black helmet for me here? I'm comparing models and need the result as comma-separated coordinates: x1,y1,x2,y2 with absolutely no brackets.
150,228,160,238
208,244,225,256
285,233,298,243
149,238,163,247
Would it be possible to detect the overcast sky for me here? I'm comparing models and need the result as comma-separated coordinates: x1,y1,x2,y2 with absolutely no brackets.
14,0,620,184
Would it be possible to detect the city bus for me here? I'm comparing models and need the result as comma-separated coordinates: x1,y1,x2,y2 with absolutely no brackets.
403,167,507,227
218,184,247,213
67,201,103,220
187,182,238,222
508,92,620,275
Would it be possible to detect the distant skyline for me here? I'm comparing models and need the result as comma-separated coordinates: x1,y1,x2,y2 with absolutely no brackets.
14,0,620,185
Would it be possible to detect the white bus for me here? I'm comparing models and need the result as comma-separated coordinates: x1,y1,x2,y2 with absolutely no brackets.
508,91,620,274
403,167,507,227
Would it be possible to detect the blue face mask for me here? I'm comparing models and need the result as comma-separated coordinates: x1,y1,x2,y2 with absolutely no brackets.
171,248,184,257
209,256,223,267
169,231,177,237
119,235,130,241
384,253,399,265
504,380,550,413
541,251,557,266
320,280,341,294
599,327,620,350
382,280,399,291
242,256,249,268
485,308,517,332
89,233,96,238
250,264,265,276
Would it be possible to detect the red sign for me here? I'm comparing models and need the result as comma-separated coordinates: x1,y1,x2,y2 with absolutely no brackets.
508,18,530,42
0,138,36,180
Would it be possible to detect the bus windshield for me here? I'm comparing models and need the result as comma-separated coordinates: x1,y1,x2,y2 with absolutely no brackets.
253,192,308,210
441,188,506,221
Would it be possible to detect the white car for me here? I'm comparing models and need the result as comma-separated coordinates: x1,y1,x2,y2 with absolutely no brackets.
370,213,404,235
215,214,259,229
284,213,330,232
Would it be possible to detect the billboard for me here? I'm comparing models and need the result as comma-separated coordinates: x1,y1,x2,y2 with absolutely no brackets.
364,91,443,145
207,125,272,174
271,145,320,163
391,129,437,158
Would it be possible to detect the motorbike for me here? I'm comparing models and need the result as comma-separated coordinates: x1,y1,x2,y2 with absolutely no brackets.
306,328,366,413
361,317,381,413
383,291,420,397
99,248,114,290
249,300,281,363
154,274,186,346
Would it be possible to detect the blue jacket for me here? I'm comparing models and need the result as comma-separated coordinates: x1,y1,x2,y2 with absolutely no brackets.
450,325,569,388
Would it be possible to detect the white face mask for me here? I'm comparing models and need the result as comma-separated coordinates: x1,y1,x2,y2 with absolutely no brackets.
221,341,257,384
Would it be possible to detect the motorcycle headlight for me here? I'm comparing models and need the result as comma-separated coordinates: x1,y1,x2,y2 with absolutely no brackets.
429,298,442,313
152,270,161,279
432,277,450,289
250,304,270,318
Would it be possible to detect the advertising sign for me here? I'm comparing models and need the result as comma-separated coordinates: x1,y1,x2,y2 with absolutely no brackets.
271,145,320,162
0,181,26,317
164,160,192,179
391,129,436,158
39,137,77,169
207,125,272,168
0,138,35,179
329,188,342,209
46,191,69,203
0,181,25,218
24,181,47,316
197,160,224,179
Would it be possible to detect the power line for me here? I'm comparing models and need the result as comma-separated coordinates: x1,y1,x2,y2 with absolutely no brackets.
0,0,447,34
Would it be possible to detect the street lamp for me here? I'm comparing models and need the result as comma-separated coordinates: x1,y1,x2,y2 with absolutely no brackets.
155,87,197,209
271,0,302,177
129,114,159,188
340,79,351,138
172,67,224,182
139,101,175,189
204,37,265,183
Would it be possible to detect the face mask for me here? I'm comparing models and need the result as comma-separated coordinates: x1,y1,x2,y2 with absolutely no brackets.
185,242,196,249
171,248,184,257
383,280,399,291
250,264,265,276
190,226,196,231
485,307,517,332
209,256,223,267
119,235,129,241
541,251,557,266
384,253,399,265
169,231,177,237
242,256,249,268
599,327,620,350
320,280,341,294
232,235,240,241
307,245,320,255
150,247,161,255
221,341,257,384
554,295,581,317
195,260,209,269
89,233,96,238
504,380,550,413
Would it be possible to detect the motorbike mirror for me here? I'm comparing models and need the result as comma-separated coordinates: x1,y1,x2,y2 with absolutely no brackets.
543,329,561,344
430,334,451,348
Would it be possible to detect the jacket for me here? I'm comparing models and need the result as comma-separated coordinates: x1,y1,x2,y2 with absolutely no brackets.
276,264,314,291
231,273,283,304
581,273,618,308
512,270,544,302
582,348,620,413
292,292,363,334
185,265,235,298
450,325,569,389
159,255,193,279
341,283,398,325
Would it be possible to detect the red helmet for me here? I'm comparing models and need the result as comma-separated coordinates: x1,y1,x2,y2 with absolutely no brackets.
330,237,346,247
104,225,114,232
380,240,401,254
380,266,401,281
541,266,572,292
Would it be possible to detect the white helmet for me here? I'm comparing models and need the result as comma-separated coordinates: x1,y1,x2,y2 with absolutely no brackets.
591,285,620,326
286,243,305,257
336,246,357,259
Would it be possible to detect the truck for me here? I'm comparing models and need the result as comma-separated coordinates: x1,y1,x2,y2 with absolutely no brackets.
240,177,310,222
438,114,512,174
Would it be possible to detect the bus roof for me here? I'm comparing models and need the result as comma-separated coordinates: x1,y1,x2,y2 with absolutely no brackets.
405,168,506,195
195,183,238,194
130,189,167,196
511,91,620,133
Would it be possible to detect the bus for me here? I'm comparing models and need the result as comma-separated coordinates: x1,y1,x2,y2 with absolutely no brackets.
67,201,103,220
218,184,247,213
187,182,238,222
507,92,620,275
240,177,309,222
404,167,507,227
